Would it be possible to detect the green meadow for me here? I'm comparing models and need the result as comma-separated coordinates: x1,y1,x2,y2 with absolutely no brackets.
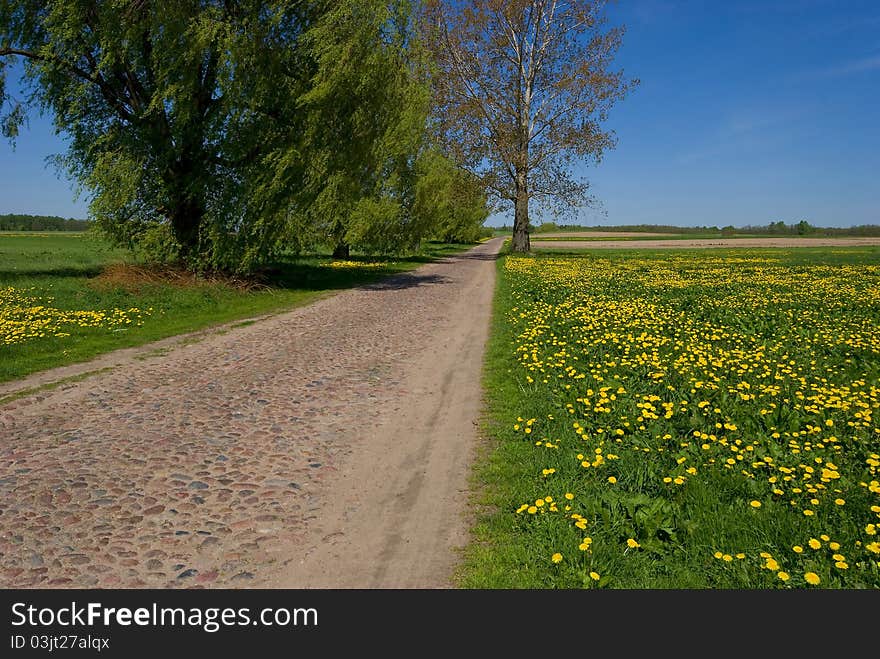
461,246,880,588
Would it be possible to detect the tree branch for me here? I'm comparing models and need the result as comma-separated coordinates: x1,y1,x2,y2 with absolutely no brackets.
1,46,135,122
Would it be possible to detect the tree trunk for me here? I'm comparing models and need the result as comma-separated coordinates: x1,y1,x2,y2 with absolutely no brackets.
164,149,206,264
169,198,204,261
511,172,530,253
332,242,350,259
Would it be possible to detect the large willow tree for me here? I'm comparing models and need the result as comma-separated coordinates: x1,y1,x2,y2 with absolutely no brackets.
0,1,435,271
288,1,435,258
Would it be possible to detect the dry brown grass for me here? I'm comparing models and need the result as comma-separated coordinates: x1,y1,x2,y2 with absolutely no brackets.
89,263,269,293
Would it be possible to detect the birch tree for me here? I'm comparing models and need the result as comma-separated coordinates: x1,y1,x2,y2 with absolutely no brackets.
427,0,636,251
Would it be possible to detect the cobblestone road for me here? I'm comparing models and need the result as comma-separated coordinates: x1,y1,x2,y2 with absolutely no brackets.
0,239,502,588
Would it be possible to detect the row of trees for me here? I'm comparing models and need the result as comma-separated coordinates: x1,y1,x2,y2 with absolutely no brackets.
739,221,880,236
1,1,634,270
0,213,89,231
519,220,880,236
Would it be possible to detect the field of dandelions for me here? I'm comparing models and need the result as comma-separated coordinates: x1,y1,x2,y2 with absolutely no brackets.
463,248,880,589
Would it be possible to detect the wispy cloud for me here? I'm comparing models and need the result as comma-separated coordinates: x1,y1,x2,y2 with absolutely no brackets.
674,108,804,165
792,54,880,82
733,0,847,16
802,13,880,39
722,113,789,138
630,0,680,25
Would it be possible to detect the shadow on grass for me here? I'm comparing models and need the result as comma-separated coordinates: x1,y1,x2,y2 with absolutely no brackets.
0,240,487,294
0,265,106,281
262,242,481,292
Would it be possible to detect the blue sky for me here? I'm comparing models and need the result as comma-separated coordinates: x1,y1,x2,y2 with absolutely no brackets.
1,0,878,228
572,0,880,228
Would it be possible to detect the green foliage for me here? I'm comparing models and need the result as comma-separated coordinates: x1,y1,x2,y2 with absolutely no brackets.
293,0,448,256
1,1,312,270
768,221,789,234
534,222,560,234
0,214,89,231
796,220,815,235
413,148,489,244
1,1,463,271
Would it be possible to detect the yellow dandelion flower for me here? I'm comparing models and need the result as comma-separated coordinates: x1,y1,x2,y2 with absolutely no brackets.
808,538,821,550
626,538,640,549
792,545,804,553
551,552,563,563
777,572,790,582
750,500,762,508
589,571,600,581
804,572,821,585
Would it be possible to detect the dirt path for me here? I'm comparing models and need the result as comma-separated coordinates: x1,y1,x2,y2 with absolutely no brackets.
532,237,880,249
0,238,503,588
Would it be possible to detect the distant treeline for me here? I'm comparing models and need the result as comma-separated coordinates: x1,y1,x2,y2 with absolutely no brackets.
510,220,880,236
0,214,91,231
737,221,880,237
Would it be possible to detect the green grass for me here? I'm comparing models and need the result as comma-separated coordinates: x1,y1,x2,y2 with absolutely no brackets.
459,246,880,588
0,232,474,383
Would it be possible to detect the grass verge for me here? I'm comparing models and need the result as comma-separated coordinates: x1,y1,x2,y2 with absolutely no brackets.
0,232,474,383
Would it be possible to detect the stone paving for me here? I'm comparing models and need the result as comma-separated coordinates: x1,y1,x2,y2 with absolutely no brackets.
0,240,502,588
